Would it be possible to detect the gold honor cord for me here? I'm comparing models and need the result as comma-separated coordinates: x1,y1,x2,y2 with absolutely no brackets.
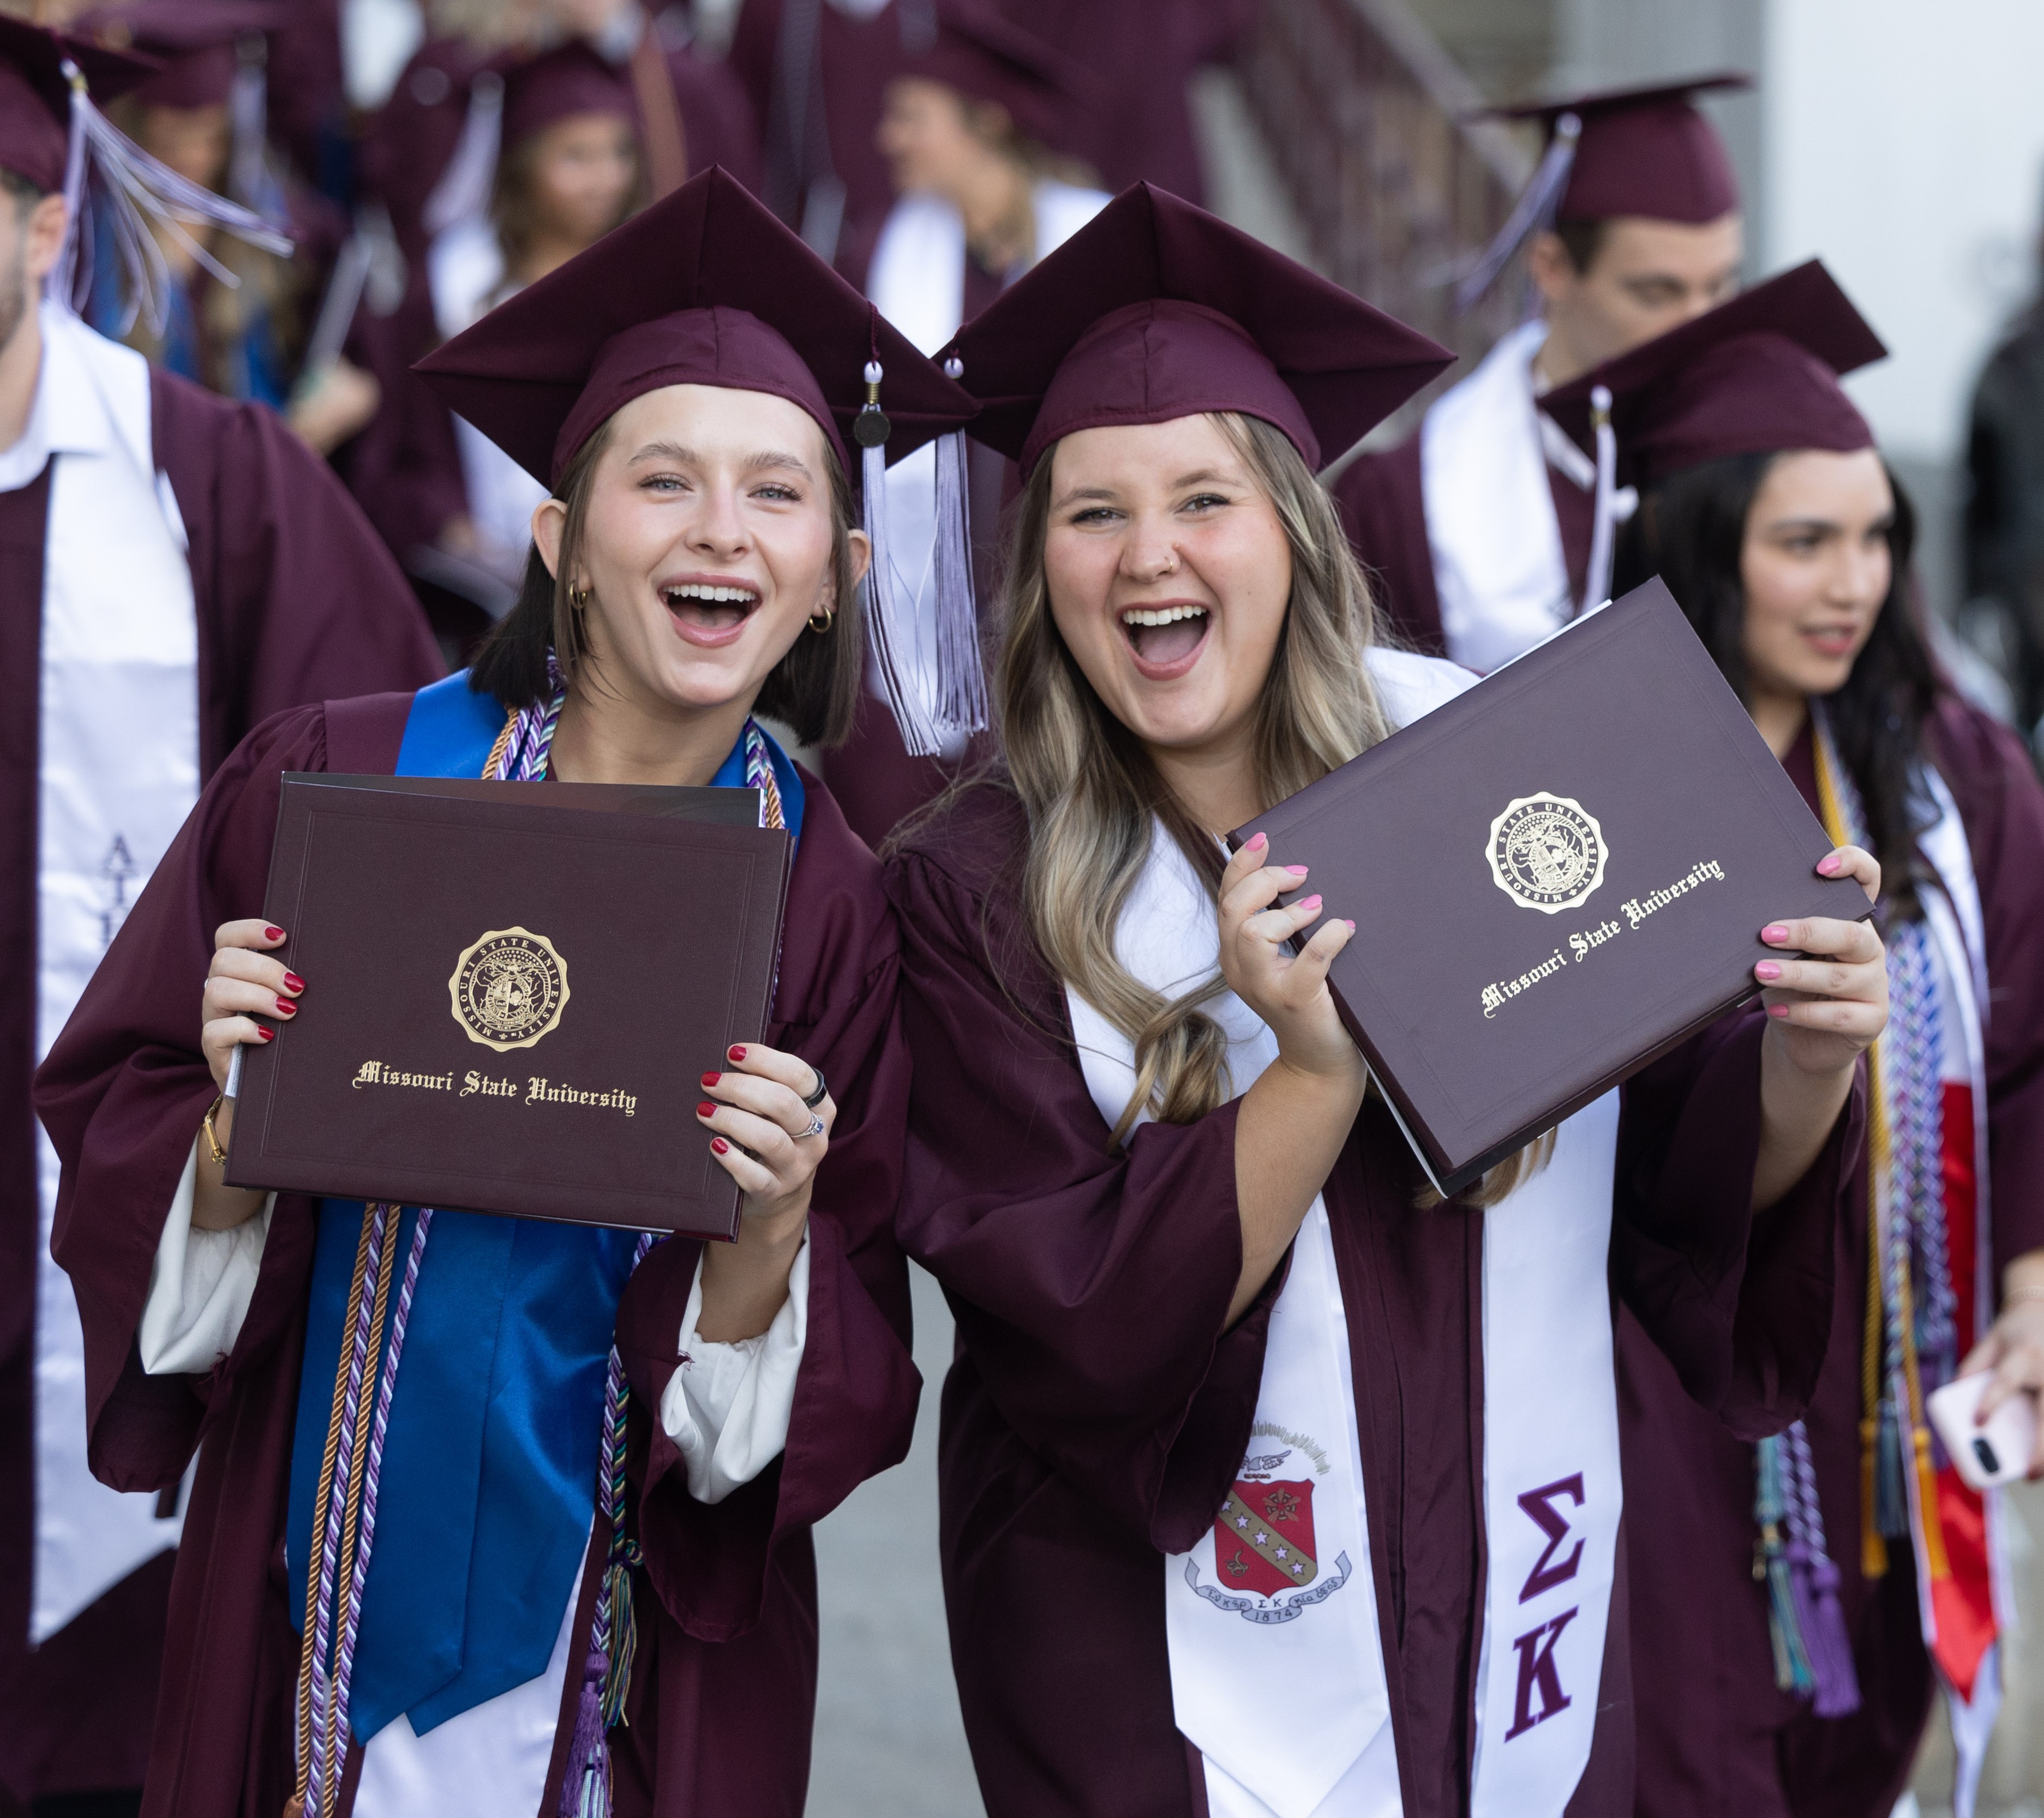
1811,735,1948,1587
482,711,518,787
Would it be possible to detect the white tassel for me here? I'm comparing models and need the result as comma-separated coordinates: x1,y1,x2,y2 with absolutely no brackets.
1580,383,1617,616
227,39,288,225
929,354,987,742
45,58,295,334
858,357,941,757
421,70,505,240
1449,111,1581,315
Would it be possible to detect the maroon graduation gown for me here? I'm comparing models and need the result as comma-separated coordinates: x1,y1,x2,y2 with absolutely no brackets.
884,780,1856,1818
1621,697,2044,1818
0,370,441,1808
32,691,920,1817
1333,435,1596,658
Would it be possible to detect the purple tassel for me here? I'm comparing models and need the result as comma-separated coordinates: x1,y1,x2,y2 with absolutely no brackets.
1785,1541,1862,1717
560,1635,610,1818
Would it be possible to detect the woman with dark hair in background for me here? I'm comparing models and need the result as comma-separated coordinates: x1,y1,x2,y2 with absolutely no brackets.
1549,261,2044,1818
886,188,1883,1818
34,173,970,1816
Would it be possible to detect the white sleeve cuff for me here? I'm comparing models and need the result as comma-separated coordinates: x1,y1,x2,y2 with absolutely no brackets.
656,1232,811,1504
137,1140,274,1376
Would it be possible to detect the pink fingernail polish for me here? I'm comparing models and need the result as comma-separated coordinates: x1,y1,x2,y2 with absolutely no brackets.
1769,1004,1790,1018
1284,865,1310,878
1755,961,1782,981
1297,894,1323,913
1246,831,1267,851
1762,925,1789,944
1817,854,1841,874
1344,919,1356,932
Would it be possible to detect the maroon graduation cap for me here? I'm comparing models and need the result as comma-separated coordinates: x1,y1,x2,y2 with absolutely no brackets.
1453,73,1748,310
415,166,982,754
498,38,638,152
1544,260,1884,488
1540,259,1884,610
896,1,1099,154
79,0,287,111
0,15,158,193
948,182,1454,476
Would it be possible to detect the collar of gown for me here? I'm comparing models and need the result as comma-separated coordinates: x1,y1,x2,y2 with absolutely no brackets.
0,302,136,494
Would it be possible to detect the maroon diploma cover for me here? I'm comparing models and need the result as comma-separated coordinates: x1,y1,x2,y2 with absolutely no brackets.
1232,578,1871,1196
224,776,791,1238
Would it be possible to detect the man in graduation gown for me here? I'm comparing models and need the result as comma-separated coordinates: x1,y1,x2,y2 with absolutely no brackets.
1334,77,1748,673
0,22,441,1810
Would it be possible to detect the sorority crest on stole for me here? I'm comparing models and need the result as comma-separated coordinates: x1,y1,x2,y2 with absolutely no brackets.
1184,1445,1352,1624
448,927,571,1052
1486,793,1608,914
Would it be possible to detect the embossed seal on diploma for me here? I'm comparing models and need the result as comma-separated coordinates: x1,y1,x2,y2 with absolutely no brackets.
448,927,571,1051
1486,793,1608,915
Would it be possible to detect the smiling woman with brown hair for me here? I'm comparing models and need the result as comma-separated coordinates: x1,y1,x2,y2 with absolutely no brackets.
33,171,973,1818
883,187,1886,1818
1559,261,2044,1818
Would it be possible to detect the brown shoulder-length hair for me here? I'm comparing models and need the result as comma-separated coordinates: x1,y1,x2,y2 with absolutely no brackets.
467,412,867,747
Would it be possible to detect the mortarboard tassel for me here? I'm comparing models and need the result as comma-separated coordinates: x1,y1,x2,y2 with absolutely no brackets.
1450,110,1581,315
46,58,295,337
856,346,943,756
930,355,988,744
227,34,287,226
1579,383,1617,616
421,69,505,240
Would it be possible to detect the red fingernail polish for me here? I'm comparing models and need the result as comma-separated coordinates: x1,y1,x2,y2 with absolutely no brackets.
696,1101,716,1118
1298,894,1323,913
728,1045,747,1063
275,998,296,1015
711,1137,729,1154
701,1071,720,1088
283,972,305,993
1762,925,1789,944
258,1026,275,1041
265,926,284,941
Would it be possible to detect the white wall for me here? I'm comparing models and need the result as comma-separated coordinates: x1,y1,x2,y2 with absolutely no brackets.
1763,0,2044,465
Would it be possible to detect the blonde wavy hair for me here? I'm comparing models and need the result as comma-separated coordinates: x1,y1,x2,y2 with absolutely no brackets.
1000,411,1550,1207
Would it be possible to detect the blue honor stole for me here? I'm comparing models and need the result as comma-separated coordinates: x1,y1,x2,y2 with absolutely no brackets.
285,674,802,1739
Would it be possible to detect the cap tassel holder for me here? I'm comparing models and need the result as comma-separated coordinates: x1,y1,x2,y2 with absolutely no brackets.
421,69,505,241
1580,383,1617,616
1450,111,1580,315
857,352,942,756
930,354,987,744
46,58,295,334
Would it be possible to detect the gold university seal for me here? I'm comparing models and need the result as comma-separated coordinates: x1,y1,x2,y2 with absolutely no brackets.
448,927,571,1051
1486,793,1608,915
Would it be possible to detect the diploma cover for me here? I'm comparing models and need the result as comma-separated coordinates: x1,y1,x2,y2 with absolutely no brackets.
224,776,792,1238
1232,578,1871,1196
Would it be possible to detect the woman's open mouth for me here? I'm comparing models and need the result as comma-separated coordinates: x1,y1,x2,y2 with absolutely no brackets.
1119,603,1210,680
662,580,761,649
1799,623,1860,660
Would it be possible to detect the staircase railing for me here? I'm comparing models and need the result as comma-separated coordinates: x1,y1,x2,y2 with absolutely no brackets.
1239,0,1533,422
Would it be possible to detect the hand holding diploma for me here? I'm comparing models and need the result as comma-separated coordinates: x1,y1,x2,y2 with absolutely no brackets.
194,918,300,1231
1751,843,1889,1211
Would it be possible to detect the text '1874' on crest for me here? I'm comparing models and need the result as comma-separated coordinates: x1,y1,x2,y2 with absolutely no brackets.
447,927,571,1052
1486,794,1608,915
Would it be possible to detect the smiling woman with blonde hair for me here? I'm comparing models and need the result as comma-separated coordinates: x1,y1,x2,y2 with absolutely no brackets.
884,187,1889,1818
34,172,972,1818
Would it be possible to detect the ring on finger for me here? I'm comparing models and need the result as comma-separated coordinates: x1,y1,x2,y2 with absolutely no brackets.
799,1113,825,1139
802,1067,829,1110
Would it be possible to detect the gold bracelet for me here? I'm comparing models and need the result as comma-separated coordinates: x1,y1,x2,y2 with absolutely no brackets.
202,1094,229,1167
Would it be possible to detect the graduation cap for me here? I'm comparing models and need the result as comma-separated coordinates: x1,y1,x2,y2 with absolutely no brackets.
948,181,1454,477
415,166,983,754
0,14,290,332
499,38,638,150
1454,73,1749,310
1542,260,1885,609
0,15,157,194
80,0,288,110
895,2,1098,155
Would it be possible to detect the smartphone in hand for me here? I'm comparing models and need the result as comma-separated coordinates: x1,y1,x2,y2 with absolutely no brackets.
1927,1371,2039,1491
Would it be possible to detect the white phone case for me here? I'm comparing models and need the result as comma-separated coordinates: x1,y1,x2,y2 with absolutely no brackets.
1927,1370,2037,1491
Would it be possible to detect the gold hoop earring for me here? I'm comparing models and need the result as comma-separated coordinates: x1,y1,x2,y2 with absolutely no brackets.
568,584,590,609
808,603,836,634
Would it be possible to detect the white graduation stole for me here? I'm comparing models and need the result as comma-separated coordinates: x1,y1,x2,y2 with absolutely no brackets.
31,305,200,1640
1419,320,1575,676
1065,653,1624,1816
